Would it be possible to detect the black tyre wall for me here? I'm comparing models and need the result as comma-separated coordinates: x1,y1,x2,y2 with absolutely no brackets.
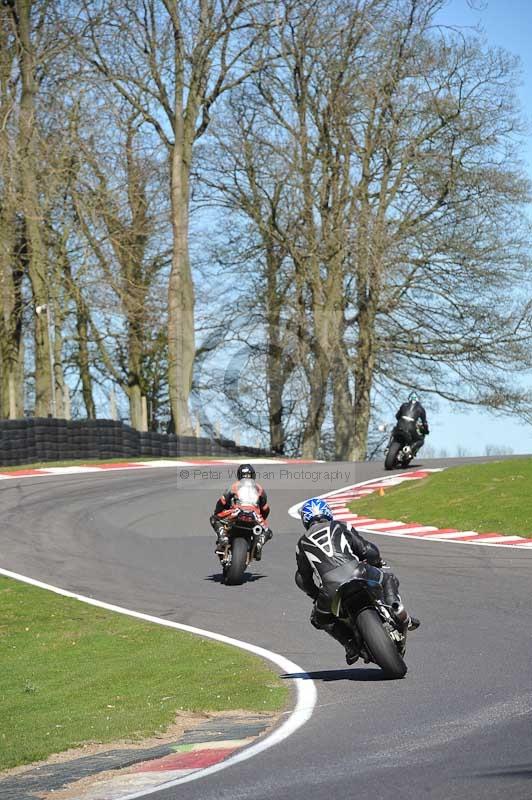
0,418,273,466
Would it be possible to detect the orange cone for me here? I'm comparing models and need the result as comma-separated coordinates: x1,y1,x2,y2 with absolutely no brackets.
378,487,385,497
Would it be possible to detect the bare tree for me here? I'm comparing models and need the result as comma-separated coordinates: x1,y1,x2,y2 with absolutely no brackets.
0,0,84,419
66,106,170,429
0,0,58,416
0,9,25,417
204,0,532,459
349,4,532,456
199,97,302,452
74,0,276,433
206,1,388,457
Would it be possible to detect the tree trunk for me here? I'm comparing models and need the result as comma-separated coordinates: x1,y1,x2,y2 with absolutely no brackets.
16,0,52,416
301,354,329,458
167,138,194,435
332,349,355,460
52,292,65,418
127,323,143,430
0,17,24,419
0,224,25,419
266,247,286,454
267,335,285,454
76,309,95,418
351,302,376,460
62,249,95,419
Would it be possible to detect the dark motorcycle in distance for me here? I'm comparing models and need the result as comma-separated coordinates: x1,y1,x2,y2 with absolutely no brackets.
382,422,423,470
215,480,268,585
328,561,408,678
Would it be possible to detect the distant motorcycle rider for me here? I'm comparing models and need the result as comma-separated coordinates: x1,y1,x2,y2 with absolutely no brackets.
393,391,429,456
295,498,419,665
210,464,273,560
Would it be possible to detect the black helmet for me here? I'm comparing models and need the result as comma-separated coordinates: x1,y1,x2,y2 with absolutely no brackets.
237,463,256,480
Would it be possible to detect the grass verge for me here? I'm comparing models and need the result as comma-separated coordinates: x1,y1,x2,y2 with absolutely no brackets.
0,575,288,772
349,459,532,537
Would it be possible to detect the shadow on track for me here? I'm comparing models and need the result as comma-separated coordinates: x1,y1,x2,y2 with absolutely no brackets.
204,572,268,584
281,668,392,682
478,765,532,780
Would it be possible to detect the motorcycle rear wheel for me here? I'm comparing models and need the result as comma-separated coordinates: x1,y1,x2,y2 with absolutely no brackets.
356,607,407,678
224,536,248,585
384,440,401,470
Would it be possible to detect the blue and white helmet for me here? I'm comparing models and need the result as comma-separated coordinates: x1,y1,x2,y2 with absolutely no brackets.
299,497,333,529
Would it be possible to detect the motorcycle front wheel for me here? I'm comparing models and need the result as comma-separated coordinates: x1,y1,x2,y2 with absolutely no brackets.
224,536,248,585
356,607,407,678
384,440,401,470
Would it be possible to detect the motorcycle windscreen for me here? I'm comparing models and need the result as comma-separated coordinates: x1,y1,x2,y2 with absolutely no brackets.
235,478,260,507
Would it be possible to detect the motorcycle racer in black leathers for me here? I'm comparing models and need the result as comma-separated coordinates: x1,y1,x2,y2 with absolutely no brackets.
295,497,419,664
394,391,430,456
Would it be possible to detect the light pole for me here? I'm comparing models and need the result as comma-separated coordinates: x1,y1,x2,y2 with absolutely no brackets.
35,303,56,418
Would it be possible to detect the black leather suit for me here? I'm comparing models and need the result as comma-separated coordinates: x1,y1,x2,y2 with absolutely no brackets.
295,517,403,648
395,399,429,454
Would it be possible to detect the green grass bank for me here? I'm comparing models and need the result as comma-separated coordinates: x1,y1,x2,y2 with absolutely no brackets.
349,459,532,537
1,576,288,772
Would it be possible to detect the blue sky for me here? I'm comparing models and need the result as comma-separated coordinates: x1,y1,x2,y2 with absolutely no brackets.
422,0,532,457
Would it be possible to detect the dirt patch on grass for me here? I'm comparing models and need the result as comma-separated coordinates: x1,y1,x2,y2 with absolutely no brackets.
0,710,206,781
1,709,280,800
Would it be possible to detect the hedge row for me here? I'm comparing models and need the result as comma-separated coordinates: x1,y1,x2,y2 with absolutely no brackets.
0,418,272,466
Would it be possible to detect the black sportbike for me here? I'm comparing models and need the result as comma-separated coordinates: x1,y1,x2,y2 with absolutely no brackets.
327,561,408,678
384,424,422,470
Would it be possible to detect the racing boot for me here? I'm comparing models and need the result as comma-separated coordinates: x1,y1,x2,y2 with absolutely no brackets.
324,620,359,664
211,516,229,553
344,639,360,665
310,605,360,664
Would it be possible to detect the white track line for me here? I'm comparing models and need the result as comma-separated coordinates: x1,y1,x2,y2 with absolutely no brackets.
378,525,439,534
487,536,529,543
0,458,325,481
356,521,408,531
0,567,316,796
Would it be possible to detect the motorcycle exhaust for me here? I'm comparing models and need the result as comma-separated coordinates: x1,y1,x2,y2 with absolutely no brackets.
253,525,263,537
391,601,408,626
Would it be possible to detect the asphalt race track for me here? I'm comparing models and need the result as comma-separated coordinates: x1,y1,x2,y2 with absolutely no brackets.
2,458,532,800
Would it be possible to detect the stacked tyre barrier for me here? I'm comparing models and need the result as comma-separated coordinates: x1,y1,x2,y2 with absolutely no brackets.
0,419,271,467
